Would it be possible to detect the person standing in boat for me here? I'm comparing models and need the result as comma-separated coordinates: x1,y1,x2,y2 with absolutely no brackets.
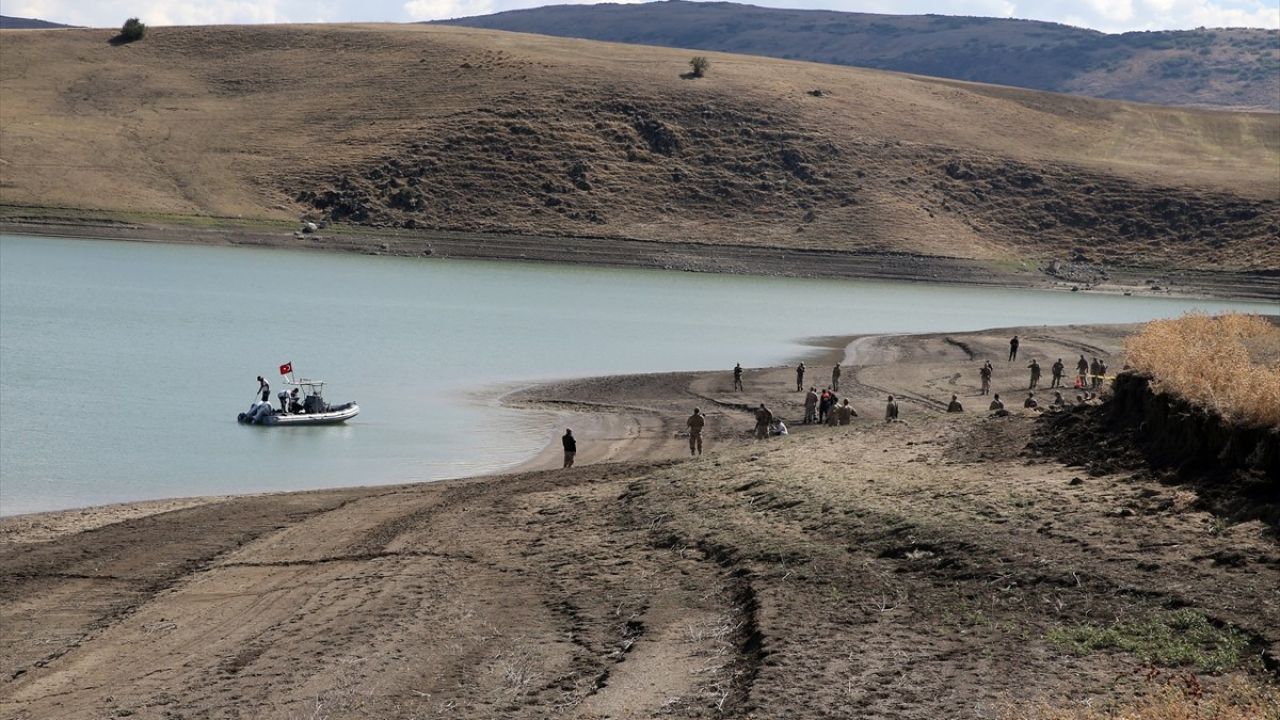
277,389,290,413
562,429,577,468
257,376,270,403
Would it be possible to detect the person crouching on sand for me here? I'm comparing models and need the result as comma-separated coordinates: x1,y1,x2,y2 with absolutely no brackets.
562,429,576,468
754,404,772,440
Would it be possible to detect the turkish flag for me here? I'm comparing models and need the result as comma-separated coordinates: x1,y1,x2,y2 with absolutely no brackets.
279,362,293,376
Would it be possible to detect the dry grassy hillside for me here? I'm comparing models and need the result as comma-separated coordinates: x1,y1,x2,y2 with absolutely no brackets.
1,24,1277,271
442,1,1280,110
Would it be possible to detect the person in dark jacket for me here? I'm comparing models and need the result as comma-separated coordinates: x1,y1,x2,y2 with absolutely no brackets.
687,408,705,456
1009,335,1020,362
562,429,577,468
1051,358,1065,388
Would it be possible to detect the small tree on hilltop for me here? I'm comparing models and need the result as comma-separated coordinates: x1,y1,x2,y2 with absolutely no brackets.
119,17,146,43
689,56,710,78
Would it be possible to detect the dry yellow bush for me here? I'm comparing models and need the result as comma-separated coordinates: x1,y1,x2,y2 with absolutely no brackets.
1125,314,1280,428
1007,676,1280,720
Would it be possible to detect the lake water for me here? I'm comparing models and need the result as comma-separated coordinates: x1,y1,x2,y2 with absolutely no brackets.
1,234,1274,515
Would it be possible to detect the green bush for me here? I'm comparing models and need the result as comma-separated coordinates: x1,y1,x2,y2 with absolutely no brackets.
119,17,145,43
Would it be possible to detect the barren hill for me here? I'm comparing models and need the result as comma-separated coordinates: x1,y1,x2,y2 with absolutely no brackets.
1,24,1278,274
440,1,1280,111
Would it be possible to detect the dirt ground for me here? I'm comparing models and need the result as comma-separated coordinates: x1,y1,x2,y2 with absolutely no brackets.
2,325,1276,719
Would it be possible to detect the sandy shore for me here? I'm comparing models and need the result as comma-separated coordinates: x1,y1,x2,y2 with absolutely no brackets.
4,215,1277,302
2,325,1276,718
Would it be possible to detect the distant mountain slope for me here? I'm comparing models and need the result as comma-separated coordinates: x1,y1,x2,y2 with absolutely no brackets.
438,0,1280,110
1,24,1277,274
0,15,74,29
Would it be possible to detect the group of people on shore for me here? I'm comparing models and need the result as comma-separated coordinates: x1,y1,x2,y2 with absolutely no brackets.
1007,337,1109,392
567,339,1111,468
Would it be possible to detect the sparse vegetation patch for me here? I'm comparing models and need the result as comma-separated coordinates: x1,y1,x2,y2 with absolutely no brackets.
1008,674,1280,720
1046,608,1252,673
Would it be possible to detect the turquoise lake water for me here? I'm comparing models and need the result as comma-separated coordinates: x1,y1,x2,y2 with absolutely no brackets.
1,234,1274,515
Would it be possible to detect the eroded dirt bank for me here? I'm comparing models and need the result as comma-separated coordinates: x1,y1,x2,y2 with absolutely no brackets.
2,326,1277,718
3,216,1277,303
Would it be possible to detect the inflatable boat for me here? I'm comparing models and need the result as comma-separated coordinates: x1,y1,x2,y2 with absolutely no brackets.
238,376,359,426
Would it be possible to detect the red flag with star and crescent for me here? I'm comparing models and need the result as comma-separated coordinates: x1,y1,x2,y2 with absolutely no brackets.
279,362,293,376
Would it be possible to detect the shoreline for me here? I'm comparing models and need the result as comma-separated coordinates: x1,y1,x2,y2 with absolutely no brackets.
0,339,852,537
0,324,1101,541
3,214,1277,303
4,322,1275,718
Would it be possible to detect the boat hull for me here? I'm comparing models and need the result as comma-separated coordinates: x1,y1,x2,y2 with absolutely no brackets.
239,403,359,426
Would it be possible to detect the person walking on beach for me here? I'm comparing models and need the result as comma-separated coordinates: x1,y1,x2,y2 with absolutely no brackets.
1028,359,1041,390
831,363,842,392
733,363,744,391
562,429,577,468
818,389,832,424
1009,335,1020,362
979,361,992,395
884,395,899,423
1076,355,1089,387
1050,358,1065,388
803,387,818,424
1089,358,1103,389
795,363,806,392
686,408,705,456
754,404,773,440
257,375,271,403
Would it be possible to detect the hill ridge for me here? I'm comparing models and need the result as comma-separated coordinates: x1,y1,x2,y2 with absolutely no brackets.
437,0,1280,111
0,15,75,29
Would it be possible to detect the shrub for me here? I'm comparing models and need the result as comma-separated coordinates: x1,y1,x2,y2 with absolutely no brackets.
119,17,145,43
689,56,710,78
1124,313,1280,428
